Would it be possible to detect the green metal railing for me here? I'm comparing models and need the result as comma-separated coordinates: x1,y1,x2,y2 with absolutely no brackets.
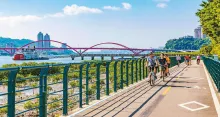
203,57,220,92
0,57,182,117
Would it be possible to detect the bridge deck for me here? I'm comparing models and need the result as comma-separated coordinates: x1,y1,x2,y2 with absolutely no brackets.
69,61,220,117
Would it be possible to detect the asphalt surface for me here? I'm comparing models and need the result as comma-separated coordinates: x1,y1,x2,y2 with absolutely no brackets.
71,61,219,117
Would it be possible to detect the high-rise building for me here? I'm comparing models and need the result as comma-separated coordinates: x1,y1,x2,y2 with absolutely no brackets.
44,33,51,51
194,27,202,39
37,32,44,50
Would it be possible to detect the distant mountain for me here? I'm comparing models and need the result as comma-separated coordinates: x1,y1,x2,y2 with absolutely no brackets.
0,37,33,47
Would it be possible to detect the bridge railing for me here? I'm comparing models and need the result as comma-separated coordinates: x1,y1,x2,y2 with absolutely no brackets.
203,57,220,92
0,57,183,117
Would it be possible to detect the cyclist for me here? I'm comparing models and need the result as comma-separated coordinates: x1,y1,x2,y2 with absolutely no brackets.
146,52,157,82
185,55,190,66
189,55,192,65
197,55,201,65
154,54,160,75
164,54,170,76
159,53,167,80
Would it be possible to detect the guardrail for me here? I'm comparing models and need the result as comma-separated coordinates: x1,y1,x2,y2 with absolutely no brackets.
203,57,220,92
0,57,183,117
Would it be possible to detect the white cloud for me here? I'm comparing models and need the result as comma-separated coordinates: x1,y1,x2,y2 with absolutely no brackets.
156,3,168,8
44,12,65,18
63,4,102,15
0,4,103,26
122,3,132,10
103,6,120,11
0,15,42,26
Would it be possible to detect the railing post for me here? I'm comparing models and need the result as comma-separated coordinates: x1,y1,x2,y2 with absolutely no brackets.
126,60,129,86
96,63,101,100
139,59,142,81
106,62,110,96
63,64,70,115
79,64,84,108
218,81,220,92
120,61,124,89
131,60,134,84
39,66,49,117
86,63,90,105
7,68,19,117
142,59,145,79
145,60,148,79
136,60,138,82
114,61,118,92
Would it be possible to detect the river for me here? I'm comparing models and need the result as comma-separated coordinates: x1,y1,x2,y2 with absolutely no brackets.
0,56,115,67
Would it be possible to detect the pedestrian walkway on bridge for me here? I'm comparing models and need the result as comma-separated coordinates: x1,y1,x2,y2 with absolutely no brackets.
69,61,220,117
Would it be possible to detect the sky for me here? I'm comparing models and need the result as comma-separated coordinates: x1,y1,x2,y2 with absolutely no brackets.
0,0,203,48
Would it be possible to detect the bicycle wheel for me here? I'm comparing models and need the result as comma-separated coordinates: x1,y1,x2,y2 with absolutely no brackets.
150,73,155,86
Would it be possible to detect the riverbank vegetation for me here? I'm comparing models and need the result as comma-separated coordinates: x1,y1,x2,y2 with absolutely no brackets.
0,59,146,116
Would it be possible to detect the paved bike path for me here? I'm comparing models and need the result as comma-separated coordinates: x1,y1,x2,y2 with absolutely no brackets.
70,61,219,117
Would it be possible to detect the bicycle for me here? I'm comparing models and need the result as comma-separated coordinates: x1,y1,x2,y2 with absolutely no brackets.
149,66,157,86
160,65,166,82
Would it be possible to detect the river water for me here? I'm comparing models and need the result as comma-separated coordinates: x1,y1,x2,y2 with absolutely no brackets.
0,56,113,67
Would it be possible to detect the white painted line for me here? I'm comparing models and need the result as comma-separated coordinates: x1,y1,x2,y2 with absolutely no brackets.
193,85,201,89
179,101,209,112
203,62,220,116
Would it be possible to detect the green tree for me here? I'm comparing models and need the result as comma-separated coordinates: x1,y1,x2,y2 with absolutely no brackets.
196,0,220,56
200,44,213,55
196,0,220,44
165,37,210,50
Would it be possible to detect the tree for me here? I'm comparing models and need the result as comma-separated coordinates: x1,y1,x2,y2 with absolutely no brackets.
165,37,210,50
196,0,220,44
196,0,220,56
200,44,213,55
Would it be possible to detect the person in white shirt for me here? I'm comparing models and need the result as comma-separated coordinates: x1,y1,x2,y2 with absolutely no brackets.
176,55,181,67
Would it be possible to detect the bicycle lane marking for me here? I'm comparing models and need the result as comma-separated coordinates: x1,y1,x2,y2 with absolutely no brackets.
133,67,187,117
162,75,179,96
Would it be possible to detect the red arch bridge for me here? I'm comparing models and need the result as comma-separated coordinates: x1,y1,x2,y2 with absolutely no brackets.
0,40,180,58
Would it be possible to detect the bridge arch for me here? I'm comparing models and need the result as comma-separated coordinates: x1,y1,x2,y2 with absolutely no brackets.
18,40,81,55
81,42,135,54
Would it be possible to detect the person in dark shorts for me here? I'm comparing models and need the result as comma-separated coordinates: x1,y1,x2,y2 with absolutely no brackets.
159,53,167,78
164,54,170,76
185,55,190,66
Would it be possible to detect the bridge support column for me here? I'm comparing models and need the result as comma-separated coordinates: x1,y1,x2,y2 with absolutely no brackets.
101,56,104,61
91,56,94,60
81,56,84,60
111,56,114,61
70,55,74,60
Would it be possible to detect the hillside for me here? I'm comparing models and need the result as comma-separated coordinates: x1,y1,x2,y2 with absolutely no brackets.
0,37,33,47
165,37,210,50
